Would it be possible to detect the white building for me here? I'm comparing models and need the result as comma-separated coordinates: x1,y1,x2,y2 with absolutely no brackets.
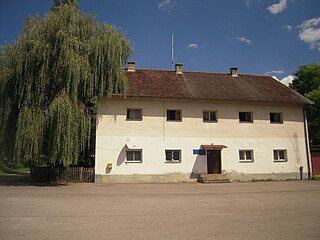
95,63,312,183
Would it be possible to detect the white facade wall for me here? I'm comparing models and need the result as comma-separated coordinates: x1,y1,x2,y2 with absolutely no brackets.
95,97,309,182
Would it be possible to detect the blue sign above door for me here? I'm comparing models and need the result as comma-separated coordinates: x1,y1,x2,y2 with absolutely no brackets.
193,149,206,155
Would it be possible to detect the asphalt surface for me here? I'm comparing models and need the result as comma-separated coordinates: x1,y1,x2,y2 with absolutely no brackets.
0,174,320,240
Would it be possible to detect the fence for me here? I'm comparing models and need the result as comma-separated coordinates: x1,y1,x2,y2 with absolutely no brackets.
30,167,95,182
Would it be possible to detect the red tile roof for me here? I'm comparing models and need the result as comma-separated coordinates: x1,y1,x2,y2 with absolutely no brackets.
125,69,312,105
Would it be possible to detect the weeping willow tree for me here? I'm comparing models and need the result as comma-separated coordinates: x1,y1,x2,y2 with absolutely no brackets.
0,0,132,167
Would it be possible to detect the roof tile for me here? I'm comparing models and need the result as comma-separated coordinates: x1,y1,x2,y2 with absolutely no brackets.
125,69,312,104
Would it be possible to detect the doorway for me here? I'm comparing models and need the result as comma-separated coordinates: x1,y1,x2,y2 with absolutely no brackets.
207,150,221,174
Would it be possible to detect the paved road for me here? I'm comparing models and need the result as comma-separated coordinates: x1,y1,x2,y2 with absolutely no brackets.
0,175,320,240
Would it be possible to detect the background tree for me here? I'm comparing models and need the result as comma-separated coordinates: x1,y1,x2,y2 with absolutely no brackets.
290,63,320,145
0,0,132,167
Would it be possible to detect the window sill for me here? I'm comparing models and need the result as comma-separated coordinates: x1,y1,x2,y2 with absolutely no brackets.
203,120,218,123
270,122,283,124
239,160,254,163
165,161,181,163
125,161,142,163
273,160,287,163
126,119,142,121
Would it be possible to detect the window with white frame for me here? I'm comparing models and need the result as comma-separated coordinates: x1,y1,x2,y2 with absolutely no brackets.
167,110,182,121
203,111,217,122
273,150,287,162
239,112,253,123
127,109,142,121
270,112,283,123
239,150,254,162
165,150,181,163
126,150,142,162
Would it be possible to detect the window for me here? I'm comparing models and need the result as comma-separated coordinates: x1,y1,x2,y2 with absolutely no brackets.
165,150,181,163
239,150,254,162
203,111,217,122
126,150,142,162
239,112,253,122
273,150,287,162
270,112,283,123
127,109,142,120
167,110,181,121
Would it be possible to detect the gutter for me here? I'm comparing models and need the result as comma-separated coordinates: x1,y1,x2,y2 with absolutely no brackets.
303,107,312,180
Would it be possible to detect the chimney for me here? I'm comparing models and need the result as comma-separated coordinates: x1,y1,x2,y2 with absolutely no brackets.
230,67,238,77
175,63,183,74
128,61,135,72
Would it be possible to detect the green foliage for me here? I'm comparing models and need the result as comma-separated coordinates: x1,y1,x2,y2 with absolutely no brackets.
0,161,29,176
0,0,132,166
291,64,320,95
291,64,320,145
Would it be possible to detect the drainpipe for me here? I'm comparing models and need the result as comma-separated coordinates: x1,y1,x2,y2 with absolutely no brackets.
303,107,312,180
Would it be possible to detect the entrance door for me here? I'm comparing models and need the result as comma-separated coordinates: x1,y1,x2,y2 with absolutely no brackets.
207,150,221,174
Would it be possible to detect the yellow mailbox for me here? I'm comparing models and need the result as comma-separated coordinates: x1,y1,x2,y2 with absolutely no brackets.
106,162,113,169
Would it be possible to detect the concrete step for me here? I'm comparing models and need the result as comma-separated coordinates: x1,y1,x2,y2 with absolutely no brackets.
199,174,230,183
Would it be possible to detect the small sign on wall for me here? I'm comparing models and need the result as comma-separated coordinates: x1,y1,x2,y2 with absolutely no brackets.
193,149,206,155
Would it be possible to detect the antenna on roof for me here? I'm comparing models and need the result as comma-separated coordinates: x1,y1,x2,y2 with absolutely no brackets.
171,34,174,70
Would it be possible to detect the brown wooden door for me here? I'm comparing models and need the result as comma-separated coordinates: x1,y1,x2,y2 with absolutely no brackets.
207,150,221,174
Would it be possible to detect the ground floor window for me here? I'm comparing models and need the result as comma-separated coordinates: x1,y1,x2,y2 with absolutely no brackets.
239,150,254,162
126,150,142,162
273,149,287,162
165,150,181,163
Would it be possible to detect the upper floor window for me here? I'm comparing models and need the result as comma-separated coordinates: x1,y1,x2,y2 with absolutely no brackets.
167,110,182,121
270,112,283,124
239,112,253,123
239,150,254,162
126,150,142,163
127,109,142,121
273,150,287,162
165,150,181,163
203,111,217,122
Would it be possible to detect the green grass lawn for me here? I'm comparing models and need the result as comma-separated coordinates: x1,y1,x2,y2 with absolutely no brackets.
0,162,29,176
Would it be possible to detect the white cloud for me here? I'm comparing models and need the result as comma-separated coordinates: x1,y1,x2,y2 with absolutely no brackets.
187,43,198,49
245,0,251,6
298,17,320,29
158,0,175,12
267,0,287,15
236,36,251,45
265,70,284,75
297,17,320,50
280,75,294,86
283,25,293,31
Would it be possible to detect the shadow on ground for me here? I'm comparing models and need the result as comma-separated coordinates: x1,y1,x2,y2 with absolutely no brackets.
0,173,68,187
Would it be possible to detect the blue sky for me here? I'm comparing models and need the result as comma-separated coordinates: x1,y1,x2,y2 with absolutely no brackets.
0,0,319,81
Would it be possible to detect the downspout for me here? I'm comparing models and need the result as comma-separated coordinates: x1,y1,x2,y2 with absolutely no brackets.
303,107,312,180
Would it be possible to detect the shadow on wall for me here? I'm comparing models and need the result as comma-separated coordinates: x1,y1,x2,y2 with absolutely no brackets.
104,145,126,174
190,154,206,180
291,132,302,166
97,98,303,123
96,98,119,126
117,145,127,166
